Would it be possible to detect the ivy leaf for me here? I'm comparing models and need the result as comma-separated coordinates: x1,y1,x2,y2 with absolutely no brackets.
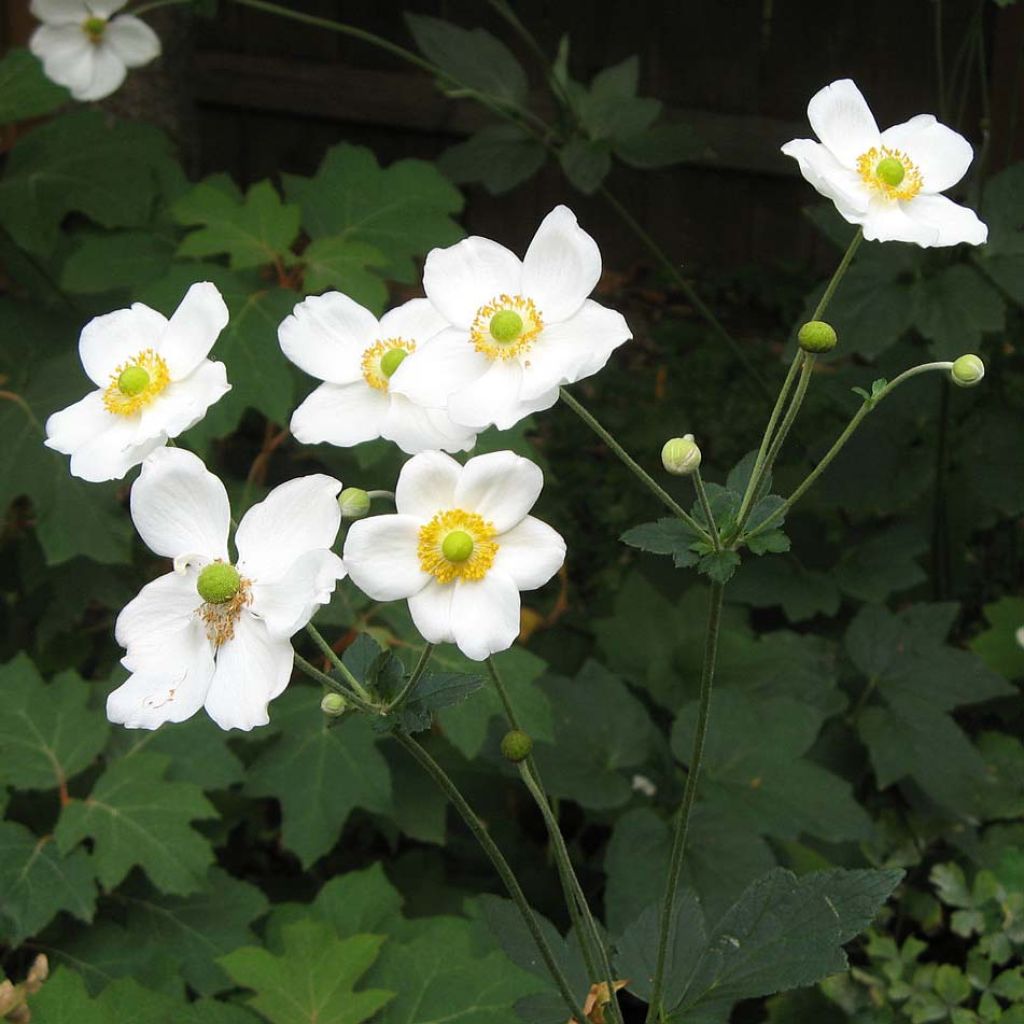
0,654,110,791
55,753,217,895
0,47,68,125
300,237,388,313
219,919,393,1024
0,823,97,945
439,124,547,196
621,518,701,567
245,687,392,867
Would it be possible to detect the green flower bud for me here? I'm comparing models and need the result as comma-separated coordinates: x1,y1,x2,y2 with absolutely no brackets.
339,487,371,519
875,156,905,187
797,320,838,354
950,354,985,388
442,529,474,563
321,692,347,717
661,434,701,476
196,562,241,604
380,347,408,378
490,310,523,343
500,729,533,763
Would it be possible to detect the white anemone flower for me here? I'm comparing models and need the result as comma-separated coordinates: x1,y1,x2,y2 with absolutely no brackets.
388,205,632,431
279,293,476,455
45,282,231,482
344,450,565,661
782,79,987,247
108,448,346,732
30,0,160,103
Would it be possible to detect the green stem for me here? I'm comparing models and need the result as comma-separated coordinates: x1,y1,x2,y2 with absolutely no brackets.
392,730,588,1023
810,229,863,322
386,643,434,712
559,387,712,544
293,653,379,715
742,361,955,542
366,489,396,504
645,581,725,1023
692,469,721,552
304,623,373,702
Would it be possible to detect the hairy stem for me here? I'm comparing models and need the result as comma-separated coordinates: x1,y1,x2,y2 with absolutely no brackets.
386,643,434,712
304,623,373,702
692,469,721,552
293,653,379,715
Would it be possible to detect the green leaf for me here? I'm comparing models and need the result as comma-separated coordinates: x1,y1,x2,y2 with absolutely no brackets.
579,56,661,142
301,237,388,312
834,524,928,602
60,231,176,294
245,687,392,866
970,596,1024,680
976,162,1024,303
0,654,110,791
621,518,701,567
0,48,68,125
558,137,612,194
729,558,840,622
175,179,301,270
913,263,1005,360
615,122,708,169
55,753,217,894
699,549,741,583
283,143,463,282
439,124,547,195
314,864,405,937
0,823,96,944
386,671,486,734
219,919,393,1024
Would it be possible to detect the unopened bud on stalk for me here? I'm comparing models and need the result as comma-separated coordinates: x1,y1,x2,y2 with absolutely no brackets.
661,434,701,476
950,354,985,388
500,729,533,763
797,320,838,354
321,692,347,717
339,487,371,519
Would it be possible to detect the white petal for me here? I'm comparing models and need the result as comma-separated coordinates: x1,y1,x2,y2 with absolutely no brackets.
250,549,346,639
862,198,942,246
521,206,601,324
394,450,462,518
519,300,632,401
104,14,160,68
157,282,229,379
447,358,526,431
44,389,110,455
204,613,293,731
85,0,129,16
136,360,229,444
289,381,389,447
454,450,542,532
380,395,477,455
73,42,127,102
806,78,880,168
493,516,566,590
278,291,377,385
450,571,522,661
67,416,165,482
780,139,870,219
30,25,97,95
343,514,429,601
130,447,231,561
881,115,974,194
387,327,490,409
422,236,523,328
79,303,169,388
30,0,90,25
115,569,202,664
377,297,449,343
407,579,456,645
235,474,342,581
904,194,988,247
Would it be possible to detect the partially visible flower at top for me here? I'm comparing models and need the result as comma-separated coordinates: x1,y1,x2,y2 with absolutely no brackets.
782,79,987,247
108,448,346,732
390,206,632,431
343,450,566,661
1015,625,1024,650
30,0,161,103
45,282,231,482
279,293,477,455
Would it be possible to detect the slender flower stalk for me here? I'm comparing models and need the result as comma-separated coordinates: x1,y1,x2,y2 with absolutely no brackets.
293,653,380,716
811,230,863,321
304,623,373,702
386,643,435,712
691,468,721,552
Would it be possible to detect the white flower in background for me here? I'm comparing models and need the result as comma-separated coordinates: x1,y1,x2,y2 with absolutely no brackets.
1016,626,1024,650
782,79,987,247
389,206,632,431
30,0,161,102
344,450,565,661
108,448,346,731
279,294,477,455
45,282,231,482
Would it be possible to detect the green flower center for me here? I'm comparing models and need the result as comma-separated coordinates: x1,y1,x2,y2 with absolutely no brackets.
380,347,409,378
117,365,151,396
489,310,523,343
875,156,905,187
441,530,474,563
197,562,241,604
82,16,107,41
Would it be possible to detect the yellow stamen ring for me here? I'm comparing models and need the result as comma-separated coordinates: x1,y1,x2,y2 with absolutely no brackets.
469,294,544,361
103,349,171,417
418,509,498,583
361,337,416,392
856,146,923,202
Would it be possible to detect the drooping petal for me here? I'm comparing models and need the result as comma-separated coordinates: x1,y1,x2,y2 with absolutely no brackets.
454,450,542,533
376,297,449,344
30,25,97,96
862,198,943,247
74,42,127,102
67,415,165,482
78,303,169,388
136,360,229,444
407,579,456,645
780,139,870,220
115,569,202,666
103,14,160,68
204,613,294,731
157,282,229,380
289,381,389,448
235,474,342,582
343,514,429,601
394,450,461,519
446,358,526,431
518,300,631,401
30,0,91,25
387,327,490,409
250,548,346,639
44,389,110,455
880,115,974,194
806,78,881,168
130,447,231,561
422,236,523,328
905,194,988,247
493,516,566,590
521,206,602,324
450,571,522,661
381,395,477,455
278,291,377,385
